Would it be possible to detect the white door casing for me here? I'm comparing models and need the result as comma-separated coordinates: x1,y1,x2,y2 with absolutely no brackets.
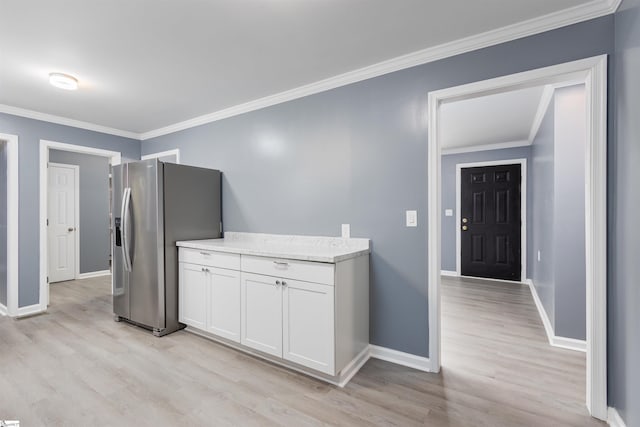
47,163,78,284
427,55,608,420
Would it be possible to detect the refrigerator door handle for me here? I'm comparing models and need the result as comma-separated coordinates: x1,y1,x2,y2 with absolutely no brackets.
121,187,133,272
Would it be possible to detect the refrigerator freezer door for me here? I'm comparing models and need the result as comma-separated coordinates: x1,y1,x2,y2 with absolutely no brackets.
128,159,165,329
112,164,130,320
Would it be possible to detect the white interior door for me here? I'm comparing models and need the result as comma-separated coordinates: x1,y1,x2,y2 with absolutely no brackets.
48,163,78,284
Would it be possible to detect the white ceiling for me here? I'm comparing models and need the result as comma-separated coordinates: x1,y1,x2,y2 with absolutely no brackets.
440,86,546,151
0,0,602,136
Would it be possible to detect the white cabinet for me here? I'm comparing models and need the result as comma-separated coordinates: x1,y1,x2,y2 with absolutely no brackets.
179,263,208,329
283,278,335,374
207,268,241,342
178,245,369,383
241,272,283,357
240,273,335,374
179,252,241,342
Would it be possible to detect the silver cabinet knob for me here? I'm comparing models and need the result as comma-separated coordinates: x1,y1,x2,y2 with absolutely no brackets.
275,280,281,286
281,281,287,287
68,227,75,232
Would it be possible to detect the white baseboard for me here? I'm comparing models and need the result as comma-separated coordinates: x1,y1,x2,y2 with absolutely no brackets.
440,270,458,277
369,345,432,372
77,270,111,280
15,303,46,318
526,279,586,352
337,346,371,387
608,407,627,427
552,335,587,352
0,302,7,316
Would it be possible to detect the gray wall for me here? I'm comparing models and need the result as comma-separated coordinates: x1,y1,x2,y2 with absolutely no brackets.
48,149,111,274
0,113,139,307
529,86,587,341
553,85,586,340
530,101,556,330
0,141,7,306
142,17,614,356
610,0,640,424
440,146,532,272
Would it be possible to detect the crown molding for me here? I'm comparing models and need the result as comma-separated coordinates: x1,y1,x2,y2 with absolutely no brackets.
0,104,140,140
141,0,619,141
441,139,531,155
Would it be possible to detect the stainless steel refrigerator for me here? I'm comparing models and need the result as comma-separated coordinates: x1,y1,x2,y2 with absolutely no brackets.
112,159,221,336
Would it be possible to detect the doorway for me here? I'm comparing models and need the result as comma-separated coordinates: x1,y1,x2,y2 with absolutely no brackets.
39,140,121,308
427,56,608,420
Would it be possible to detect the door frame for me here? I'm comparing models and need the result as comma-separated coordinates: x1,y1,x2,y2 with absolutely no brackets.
39,140,121,310
47,162,80,284
427,55,608,419
455,159,527,281
141,148,180,164
0,133,19,317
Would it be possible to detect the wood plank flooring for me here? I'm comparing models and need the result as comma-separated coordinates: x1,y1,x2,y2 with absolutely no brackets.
0,276,602,426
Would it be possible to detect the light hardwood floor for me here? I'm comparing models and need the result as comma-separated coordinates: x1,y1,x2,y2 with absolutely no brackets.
0,276,603,426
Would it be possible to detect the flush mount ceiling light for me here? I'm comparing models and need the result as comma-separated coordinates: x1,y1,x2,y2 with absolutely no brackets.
49,72,78,90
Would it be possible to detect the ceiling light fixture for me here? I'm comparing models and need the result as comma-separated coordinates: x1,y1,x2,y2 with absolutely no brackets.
49,72,78,90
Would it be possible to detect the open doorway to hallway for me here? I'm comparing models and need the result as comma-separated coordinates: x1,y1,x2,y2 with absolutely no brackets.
40,140,121,308
427,56,608,421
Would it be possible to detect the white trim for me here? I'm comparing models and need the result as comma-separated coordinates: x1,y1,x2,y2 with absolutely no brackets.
0,133,19,317
528,85,555,143
141,149,180,164
140,0,619,141
455,158,527,280
0,104,139,140
608,407,627,427
527,278,557,346
527,279,587,352
440,270,458,277
369,345,432,372
441,139,531,155
48,162,80,282
0,303,7,316
335,346,371,388
15,303,45,318
40,140,121,311
554,336,588,352
77,270,111,280
428,55,608,420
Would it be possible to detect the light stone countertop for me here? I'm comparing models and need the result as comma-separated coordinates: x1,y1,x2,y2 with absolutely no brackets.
176,232,370,263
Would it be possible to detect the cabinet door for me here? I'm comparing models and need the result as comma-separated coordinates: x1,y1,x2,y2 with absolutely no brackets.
283,279,335,374
207,267,241,342
241,272,282,357
179,263,208,329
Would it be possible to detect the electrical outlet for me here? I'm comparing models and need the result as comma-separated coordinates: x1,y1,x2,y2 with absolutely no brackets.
445,209,453,217
341,224,350,238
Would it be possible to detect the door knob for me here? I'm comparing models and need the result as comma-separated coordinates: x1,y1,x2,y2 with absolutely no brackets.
462,225,468,231
462,218,468,224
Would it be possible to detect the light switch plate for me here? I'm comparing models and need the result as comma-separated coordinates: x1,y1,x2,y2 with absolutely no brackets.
445,209,453,217
406,210,417,227
538,250,541,262
341,224,350,238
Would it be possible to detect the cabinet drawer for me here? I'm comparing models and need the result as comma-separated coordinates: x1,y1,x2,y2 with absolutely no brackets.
241,255,334,285
179,248,240,270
